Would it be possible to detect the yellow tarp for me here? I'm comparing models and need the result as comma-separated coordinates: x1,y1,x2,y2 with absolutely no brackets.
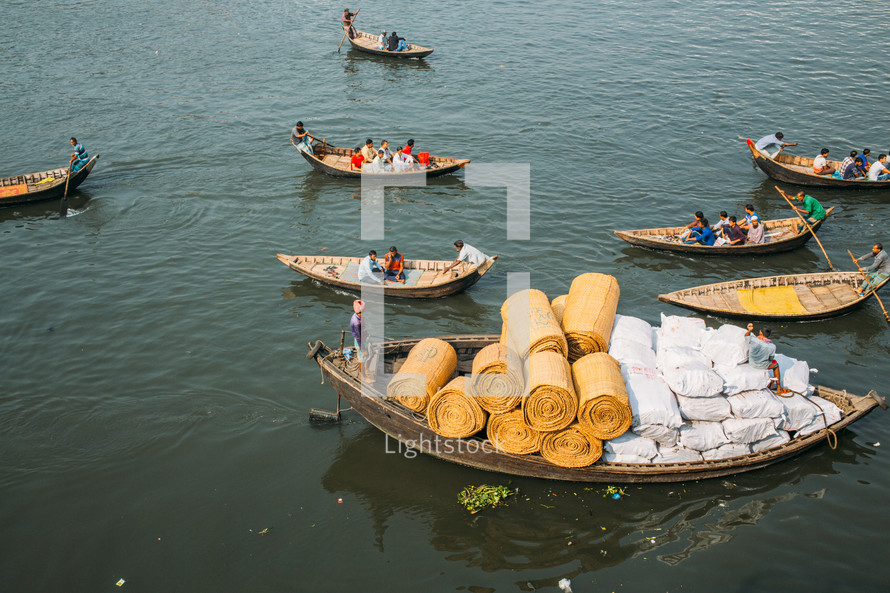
737,286,809,315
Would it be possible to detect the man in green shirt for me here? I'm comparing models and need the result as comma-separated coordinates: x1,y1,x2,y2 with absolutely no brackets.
793,191,826,233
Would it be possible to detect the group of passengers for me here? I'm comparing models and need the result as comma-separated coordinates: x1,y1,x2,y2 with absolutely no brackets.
754,132,890,181
349,138,428,173
679,205,766,246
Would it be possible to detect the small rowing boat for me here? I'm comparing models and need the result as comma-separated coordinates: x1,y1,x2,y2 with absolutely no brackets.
295,139,469,179
614,208,835,256
0,156,99,207
277,253,496,299
746,139,890,189
306,334,885,483
347,29,434,58
658,271,890,320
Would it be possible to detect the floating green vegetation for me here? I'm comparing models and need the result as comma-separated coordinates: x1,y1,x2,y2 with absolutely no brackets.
458,484,516,513
602,485,627,499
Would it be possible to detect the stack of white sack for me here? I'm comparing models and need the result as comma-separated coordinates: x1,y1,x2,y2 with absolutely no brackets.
602,432,658,463
795,395,843,437
775,354,813,395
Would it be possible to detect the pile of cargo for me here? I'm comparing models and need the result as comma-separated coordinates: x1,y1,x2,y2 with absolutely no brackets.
385,273,844,468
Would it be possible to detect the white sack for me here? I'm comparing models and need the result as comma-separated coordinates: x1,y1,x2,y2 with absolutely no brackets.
775,353,810,394
656,346,711,371
610,314,654,349
715,363,771,395
602,451,652,464
653,444,703,463
609,338,657,368
775,392,818,432
701,443,751,460
679,421,730,451
603,432,658,460
750,430,790,453
796,395,844,437
701,324,749,367
722,417,779,444
622,364,683,428
676,394,732,422
726,389,786,419
633,423,679,447
663,362,724,398
659,313,708,351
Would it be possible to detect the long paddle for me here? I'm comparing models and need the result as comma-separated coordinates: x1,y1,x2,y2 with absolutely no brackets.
337,8,360,53
59,161,73,218
775,186,833,270
848,250,890,323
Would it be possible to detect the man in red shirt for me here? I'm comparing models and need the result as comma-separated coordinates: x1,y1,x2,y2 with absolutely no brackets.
349,146,365,171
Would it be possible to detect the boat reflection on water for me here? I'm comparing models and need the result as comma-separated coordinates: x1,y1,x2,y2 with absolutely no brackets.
322,425,874,587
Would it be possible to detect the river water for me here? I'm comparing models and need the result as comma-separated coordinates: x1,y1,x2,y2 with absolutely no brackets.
2,1,889,591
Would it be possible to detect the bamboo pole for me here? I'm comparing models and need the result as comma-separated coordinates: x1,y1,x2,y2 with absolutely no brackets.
775,186,833,270
848,250,890,323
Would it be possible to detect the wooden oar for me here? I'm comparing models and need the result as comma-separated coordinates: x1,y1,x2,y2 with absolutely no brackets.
775,186,833,270
337,8,360,53
848,250,890,322
59,161,73,218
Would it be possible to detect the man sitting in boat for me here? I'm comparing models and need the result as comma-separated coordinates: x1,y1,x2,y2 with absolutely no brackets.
812,148,834,176
368,150,390,173
386,32,408,52
379,140,394,164
69,137,89,172
360,139,376,163
377,30,387,49
391,146,415,172
349,146,365,171
839,157,865,180
443,240,498,273
857,149,872,175
383,246,407,284
290,122,314,154
712,211,730,234
739,204,760,232
358,250,383,284
792,191,826,233
855,243,889,296
745,324,788,395
867,154,890,181
678,211,704,241
745,217,765,244
723,216,746,246
683,217,716,245
754,132,797,158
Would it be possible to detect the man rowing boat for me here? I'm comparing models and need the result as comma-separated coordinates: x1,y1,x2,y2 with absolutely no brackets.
754,132,797,158
855,243,889,296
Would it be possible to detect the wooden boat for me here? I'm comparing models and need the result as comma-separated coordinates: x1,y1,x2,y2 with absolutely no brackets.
0,156,99,207
614,208,835,255
746,138,890,189
296,139,469,179
277,253,496,298
306,334,885,483
658,271,890,321
347,29,434,58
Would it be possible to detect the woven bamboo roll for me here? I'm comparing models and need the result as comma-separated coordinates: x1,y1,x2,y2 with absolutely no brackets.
540,423,603,468
486,409,543,455
426,376,488,438
499,323,507,345
469,343,526,413
522,351,578,432
551,294,568,325
500,289,568,358
562,273,620,362
571,353,632,440
386,338,457,412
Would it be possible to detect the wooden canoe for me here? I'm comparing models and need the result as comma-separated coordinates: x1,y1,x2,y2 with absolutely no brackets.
277,253,496,298
295,139,469,179
658,272,890,321
746,138,890,189
347,29,433,58
614,207,835,256
307,334,885,483
0,156,99,207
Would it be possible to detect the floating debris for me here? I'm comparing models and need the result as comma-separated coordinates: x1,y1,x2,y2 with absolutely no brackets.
457,484,516,513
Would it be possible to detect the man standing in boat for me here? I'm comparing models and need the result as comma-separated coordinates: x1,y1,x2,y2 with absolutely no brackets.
69,137,89,172
342,9,357,39
290,122,314,154
792,191,826,233
754,132,797,158
745,324,788,395
855,243,889,296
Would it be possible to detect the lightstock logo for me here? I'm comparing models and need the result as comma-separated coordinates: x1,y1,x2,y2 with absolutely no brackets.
357,164,533,457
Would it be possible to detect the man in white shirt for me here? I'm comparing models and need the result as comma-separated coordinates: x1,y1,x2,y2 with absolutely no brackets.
754,132,797,158
391,146,414,173
812,148,834,176
443,240,498,273
368,150,389,173
377,30,386,49
357,250,383,283
867,154,890,181
379,140,393,164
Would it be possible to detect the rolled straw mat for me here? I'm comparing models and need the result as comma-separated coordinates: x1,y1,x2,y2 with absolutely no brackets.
487,409,543,455
501,289,568,358
427,376,488,438
499,323,507,345
522,351,578,432
551,294,568,326
469,343,526,414
572,353,632,440
562,273,620,362
387,338,457,412
541,423,603,468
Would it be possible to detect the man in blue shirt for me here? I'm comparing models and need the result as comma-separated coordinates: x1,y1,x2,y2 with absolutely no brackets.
754,132,797,158
69,137,89,172
739,204,760,232
683,217,716,245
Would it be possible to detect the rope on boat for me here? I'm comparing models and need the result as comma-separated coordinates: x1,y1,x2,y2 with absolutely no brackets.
776,388,838,449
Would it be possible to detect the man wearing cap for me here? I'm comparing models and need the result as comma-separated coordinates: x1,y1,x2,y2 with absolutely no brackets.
754,132,797,158
350,300,366,363
745,216,765,244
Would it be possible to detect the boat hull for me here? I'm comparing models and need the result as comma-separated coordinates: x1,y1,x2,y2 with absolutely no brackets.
747,139,890,189
0,156,98,207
